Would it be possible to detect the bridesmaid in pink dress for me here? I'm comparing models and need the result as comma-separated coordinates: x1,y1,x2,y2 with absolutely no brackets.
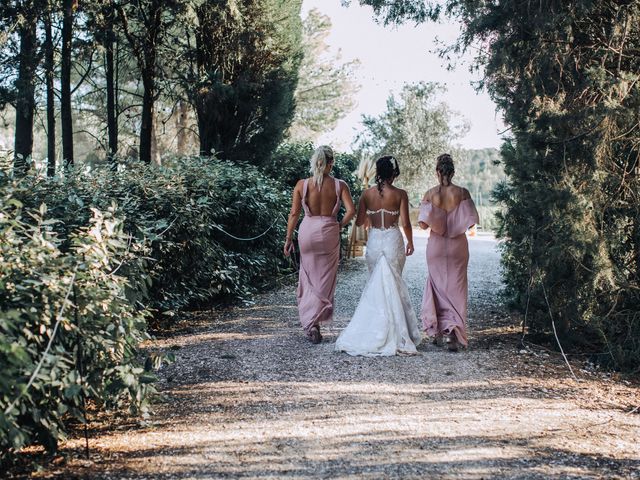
284,146,356,344
418,153,479,352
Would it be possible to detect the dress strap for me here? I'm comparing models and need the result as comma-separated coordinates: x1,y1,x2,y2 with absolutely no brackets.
331,178,342,216
302,179,311,216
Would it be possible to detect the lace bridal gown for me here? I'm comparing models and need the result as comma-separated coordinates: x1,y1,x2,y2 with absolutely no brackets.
335,208,422,356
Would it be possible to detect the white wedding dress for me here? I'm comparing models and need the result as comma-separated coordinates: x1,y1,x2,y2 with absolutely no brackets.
335,209,423,356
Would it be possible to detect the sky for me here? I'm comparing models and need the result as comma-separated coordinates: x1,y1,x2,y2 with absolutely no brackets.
301,0,506,151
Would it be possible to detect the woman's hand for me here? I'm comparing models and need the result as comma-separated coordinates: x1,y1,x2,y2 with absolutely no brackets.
406,241,415,256
418,221,428,230
284,238,294,256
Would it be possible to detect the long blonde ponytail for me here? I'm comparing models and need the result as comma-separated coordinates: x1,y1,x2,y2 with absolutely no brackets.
309,145,334,189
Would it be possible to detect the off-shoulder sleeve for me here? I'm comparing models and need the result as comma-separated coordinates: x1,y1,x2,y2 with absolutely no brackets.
447,198,480,237
419,201,447,236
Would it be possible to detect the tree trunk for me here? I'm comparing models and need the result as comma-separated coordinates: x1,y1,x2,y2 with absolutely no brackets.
45,6,56,177
196,95,222,157
105,11,118,170
13,1,38,176
197,103,214,157
61,0,74,168
150,106,160,165
139,77,154,163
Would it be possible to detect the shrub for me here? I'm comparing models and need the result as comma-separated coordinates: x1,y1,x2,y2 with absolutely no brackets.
12,157,292,311
0,195,159,456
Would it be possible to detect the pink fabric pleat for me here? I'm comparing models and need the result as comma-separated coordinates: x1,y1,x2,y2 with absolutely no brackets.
419,198,479,346
296,178,342,334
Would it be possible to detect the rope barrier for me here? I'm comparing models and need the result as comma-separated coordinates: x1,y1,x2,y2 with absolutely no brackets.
4,269,78,416
212,215,283,242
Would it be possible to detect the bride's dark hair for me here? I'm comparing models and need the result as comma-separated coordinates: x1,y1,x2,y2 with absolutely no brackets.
375,156,400,195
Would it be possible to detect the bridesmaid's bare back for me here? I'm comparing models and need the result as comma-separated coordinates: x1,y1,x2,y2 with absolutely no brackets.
424,184,471,213
303,176,339,216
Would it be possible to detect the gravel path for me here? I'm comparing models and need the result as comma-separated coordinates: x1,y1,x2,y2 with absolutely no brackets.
60,232,639,479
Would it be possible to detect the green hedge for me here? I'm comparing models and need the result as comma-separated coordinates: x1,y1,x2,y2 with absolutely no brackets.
0,156,297,458
0,197,160,456
12,157,292,312
1,151,360,458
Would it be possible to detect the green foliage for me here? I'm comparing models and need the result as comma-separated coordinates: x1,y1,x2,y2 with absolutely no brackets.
354,82,467,198
0,194,158,456
288,8,361,143
457,149,504,207
184,0,304,161
351,0,438,25
13,157,292,311
476,1,640,370
0,155,295,456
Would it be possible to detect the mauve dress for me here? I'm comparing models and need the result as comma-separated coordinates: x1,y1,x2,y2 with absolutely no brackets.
418,198,479,347
297,178,342,335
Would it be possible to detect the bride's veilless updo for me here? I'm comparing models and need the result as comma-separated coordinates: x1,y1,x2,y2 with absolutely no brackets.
436,153,455,187
375,155,400,195
310,145,334,189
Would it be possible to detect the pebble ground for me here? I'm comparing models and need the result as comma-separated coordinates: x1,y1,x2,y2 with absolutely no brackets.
55,232,639,479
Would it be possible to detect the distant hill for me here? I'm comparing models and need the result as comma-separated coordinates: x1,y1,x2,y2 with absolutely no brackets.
457,148,505,207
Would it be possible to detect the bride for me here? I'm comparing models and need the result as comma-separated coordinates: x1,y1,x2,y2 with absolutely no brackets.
335,156,422,356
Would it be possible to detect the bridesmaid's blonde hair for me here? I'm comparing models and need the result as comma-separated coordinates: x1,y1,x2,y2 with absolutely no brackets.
310,145,334,189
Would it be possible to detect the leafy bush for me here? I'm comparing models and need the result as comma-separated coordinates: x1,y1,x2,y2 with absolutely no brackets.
12,157,292,311
0,154,311,461
0,195,159,456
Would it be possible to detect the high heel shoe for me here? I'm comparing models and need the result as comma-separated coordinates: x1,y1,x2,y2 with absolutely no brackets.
445,333,459,352
309,326,322,344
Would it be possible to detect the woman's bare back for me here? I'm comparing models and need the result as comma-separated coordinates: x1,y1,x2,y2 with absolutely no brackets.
425,184,471,212
304,176,339,216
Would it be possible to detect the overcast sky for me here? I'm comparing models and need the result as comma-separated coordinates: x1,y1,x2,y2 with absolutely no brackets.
301,0,506,151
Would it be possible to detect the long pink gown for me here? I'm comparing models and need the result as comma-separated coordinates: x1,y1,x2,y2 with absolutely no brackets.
418,198,479,347
297,178,342,335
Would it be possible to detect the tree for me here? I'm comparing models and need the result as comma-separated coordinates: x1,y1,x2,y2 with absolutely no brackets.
12,0,40,175
93,0,118,168
354,81,466,197
44,0,56,176
288,8,360,143
13,4,39,174
116,0,181,164
183,0,303,162
60,0,75,168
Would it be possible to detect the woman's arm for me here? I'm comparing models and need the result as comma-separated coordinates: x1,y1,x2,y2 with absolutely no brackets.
418,190,430,230
400,190,414,256
284,180,303,256
339,181,356,228
354,191,368,227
